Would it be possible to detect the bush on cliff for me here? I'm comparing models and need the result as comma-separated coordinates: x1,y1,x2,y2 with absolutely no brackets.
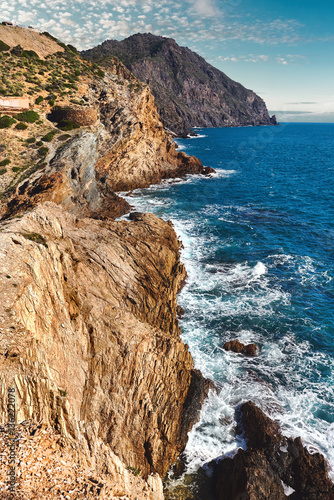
15,122,28,130
0,40,10,52
57,119,80,131
0,159,11,167
0,115,16,128
16,110,39,123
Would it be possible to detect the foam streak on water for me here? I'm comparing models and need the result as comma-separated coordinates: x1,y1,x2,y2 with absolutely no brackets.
120,124,334,481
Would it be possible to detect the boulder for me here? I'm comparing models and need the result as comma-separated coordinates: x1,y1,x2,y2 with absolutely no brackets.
214,402,334,500
223,340,258,357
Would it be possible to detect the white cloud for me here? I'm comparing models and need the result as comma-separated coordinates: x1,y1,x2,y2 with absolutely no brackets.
218,54,269,63
187,0,220,18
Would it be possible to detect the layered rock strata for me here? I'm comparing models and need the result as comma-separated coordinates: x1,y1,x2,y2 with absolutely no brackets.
0,203,212,498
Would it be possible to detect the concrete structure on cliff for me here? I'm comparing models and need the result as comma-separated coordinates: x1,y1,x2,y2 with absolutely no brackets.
0,97,30,112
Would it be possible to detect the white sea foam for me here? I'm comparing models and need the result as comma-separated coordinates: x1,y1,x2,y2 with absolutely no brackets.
188,134,208,139
211,169,237,178
118,174,334,481
170,214,334,479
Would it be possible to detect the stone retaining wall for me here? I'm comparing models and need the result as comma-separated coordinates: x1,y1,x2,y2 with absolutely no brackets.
50,107,98,126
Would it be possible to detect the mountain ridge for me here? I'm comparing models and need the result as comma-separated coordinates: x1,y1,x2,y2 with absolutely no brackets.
82,33,277,137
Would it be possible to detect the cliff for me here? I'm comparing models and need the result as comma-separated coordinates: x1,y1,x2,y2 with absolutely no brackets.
0,204,211,498
82,33,277,137
0,28,211,499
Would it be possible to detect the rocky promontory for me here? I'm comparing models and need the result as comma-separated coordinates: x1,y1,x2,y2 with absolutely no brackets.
0,204,212,498
0,27,211,499
82,33,277,137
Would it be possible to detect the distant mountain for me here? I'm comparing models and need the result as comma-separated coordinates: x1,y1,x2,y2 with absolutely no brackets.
82,33,277,136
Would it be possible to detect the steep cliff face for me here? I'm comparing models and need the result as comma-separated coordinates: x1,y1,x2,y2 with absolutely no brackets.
82,33,277,137
0,28,205,221
0,29,212,500
0,73,204,221
0,203,211,498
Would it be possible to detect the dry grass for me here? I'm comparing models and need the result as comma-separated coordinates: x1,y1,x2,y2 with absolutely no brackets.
0,26,64,59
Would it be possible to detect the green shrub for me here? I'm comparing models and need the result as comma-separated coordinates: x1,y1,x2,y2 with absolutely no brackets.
12,166,20,172
0,40,10,52
22,50,39,60
11,45,23,57
15,122,28,130
38,146,49,157
36,140,43,146
67,44,78,54
42,32,58,42
57,120,80,131
97,69,105,78
26,137,36,144
16,110,39,123
48,99,55,106
127,466,140,476
0,115,16,129
41,130,59,142
21,232,48,247
0,159,11,167
58,133,71,141
35,96,44,105
0,168,7,175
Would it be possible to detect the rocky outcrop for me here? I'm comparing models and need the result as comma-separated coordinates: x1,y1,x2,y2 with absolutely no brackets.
215,402,334,500
0,203,212,498
0,73,205,221
82,33,278,137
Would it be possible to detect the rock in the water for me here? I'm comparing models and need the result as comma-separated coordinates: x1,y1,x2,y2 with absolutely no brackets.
223,339,258,357
214,401,334,500
203,166,216,176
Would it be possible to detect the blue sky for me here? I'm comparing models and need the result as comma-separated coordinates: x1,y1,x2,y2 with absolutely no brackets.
2,0,333,121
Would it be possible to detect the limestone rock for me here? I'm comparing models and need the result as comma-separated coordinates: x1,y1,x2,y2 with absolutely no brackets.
1,74,207,221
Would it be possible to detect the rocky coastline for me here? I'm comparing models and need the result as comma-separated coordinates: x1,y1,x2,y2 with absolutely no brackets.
0,27,333,500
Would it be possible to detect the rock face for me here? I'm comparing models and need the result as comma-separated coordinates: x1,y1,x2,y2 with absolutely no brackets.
0,203,212,498
0,73,205,221
82,33,278,137
215,402,334,500
0,29,214,498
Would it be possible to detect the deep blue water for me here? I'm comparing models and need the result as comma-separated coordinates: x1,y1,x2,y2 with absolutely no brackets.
121,123,334,480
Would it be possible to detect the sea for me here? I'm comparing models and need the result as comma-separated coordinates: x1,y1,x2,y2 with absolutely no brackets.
121,123,334,492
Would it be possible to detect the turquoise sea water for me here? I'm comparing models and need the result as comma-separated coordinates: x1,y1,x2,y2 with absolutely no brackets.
121,123,334,481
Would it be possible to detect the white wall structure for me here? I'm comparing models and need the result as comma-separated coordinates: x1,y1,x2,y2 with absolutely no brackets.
0,98,30,109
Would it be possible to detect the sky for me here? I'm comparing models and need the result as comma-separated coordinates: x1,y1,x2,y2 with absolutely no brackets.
2,0,334,122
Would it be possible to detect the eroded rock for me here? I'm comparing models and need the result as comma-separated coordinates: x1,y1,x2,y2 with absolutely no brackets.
215,402,334,500
0,203,210,498
223,340,258,357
